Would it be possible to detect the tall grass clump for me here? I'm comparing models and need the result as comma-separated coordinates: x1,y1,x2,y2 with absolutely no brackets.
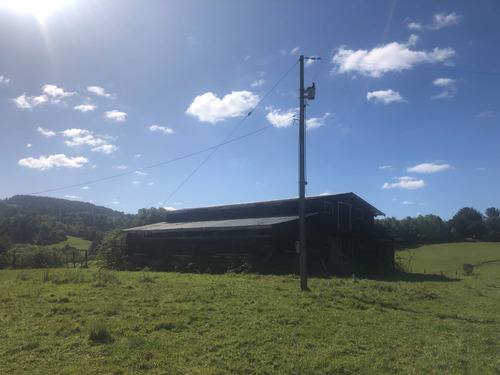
88,320,113,344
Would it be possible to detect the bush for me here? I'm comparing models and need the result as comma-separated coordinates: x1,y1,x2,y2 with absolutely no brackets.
95,230,128,270
0,244,67,269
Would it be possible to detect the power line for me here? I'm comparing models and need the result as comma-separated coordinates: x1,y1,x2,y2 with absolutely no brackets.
336,61,500,77
30,60,300,199
160,59,300,206
29,124,277,196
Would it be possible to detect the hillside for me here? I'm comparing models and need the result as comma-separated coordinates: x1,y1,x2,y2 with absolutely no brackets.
0,195,134,246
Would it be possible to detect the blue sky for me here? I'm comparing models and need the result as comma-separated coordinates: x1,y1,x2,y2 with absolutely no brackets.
1,0,499,220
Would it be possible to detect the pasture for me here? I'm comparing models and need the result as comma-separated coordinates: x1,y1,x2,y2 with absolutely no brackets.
0,242,499,374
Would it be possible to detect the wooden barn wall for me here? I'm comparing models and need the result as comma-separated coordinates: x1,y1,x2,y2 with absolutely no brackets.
125,226,300,273
126,228,394,275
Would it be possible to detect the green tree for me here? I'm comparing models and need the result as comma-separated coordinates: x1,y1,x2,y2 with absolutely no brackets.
449,207,485,240
95,230,128,269
484,207,500,241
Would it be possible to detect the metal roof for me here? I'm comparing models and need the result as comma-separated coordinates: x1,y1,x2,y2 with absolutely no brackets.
124,215,301,233
164,192,385,218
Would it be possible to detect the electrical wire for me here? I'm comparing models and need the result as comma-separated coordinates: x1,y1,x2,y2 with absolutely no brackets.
29,123,277,196
335,61,500,77
29,60,300,199
159,58,300,205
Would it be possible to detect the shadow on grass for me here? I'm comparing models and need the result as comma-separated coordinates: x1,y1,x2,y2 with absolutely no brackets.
308,270,461,283
358,271,462,283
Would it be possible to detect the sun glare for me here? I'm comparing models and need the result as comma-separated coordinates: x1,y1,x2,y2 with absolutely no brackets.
0,0,72,21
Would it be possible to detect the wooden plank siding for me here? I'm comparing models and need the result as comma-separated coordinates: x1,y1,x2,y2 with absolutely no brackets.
124,193,394,274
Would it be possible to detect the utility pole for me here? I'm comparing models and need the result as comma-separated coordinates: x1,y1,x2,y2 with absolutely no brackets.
299,55,318,291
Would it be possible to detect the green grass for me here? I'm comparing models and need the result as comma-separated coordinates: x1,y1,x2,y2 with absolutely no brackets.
50,236,92,250
0,243,499,374
397,242,500,277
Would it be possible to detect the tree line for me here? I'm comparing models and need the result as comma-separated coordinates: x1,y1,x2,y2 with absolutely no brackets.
1,195,499,269
376,207,500,247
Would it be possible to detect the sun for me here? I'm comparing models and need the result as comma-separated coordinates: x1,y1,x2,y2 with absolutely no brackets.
0,0,72,22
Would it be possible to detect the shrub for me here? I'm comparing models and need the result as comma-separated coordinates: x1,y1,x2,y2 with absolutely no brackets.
95,230,128,270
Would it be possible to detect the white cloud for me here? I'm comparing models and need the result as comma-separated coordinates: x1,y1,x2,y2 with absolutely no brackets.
433,78,455,87
82,186,90,190
37,127,56,137
0,75,10,84
117,165,128,169
281,47,300,55
87,86,111,98
42,84,75,99
18,154,88,170
27,143,33,148
407,162,451,173
65,195,80,200
62,128,102,147
432,78,457,99
408,22,423,30
409,13,462,31
11,93,48,109
163,206,177,211
186,91,259,123
12,84,74,109
382,176,425,190
402,201,414,205
134,171,147,176
429,12,462,30
104,110,127,122
367,89,406,104
135,154,142,158
266,108,297,128
476,110,499,118
74,104,97,112
432,91,454,99
61,128,117,154
250,79,265,88
149,125,174,134
379,165,394,170
306,112,331,130
331,35,455,78
92,144,118,154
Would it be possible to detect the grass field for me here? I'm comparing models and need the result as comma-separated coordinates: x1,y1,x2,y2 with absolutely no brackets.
0,242,499,374
51,236,93,250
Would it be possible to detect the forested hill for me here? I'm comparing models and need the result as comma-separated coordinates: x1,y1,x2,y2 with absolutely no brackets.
0,195,135,246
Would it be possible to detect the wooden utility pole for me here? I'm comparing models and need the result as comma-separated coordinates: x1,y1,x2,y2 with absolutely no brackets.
299,55,318,291
299,55,307,291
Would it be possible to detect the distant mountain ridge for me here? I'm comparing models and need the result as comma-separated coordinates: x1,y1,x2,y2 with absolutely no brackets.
0,195,134,246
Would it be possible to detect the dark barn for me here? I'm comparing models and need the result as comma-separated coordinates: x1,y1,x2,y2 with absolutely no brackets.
124,193,393,274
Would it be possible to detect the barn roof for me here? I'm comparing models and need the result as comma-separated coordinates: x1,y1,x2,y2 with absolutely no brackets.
164,192,385,219
124,215,303,234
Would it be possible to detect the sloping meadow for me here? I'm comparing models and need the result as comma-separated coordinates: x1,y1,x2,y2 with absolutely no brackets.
1,243,499,374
